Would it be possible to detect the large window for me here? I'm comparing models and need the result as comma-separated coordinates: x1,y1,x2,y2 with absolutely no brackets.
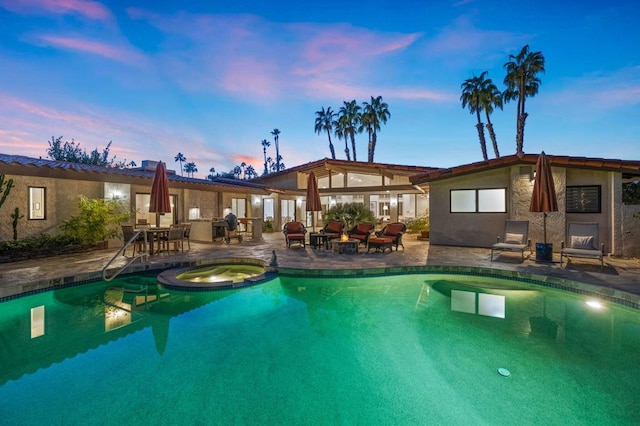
263,198,274,222
29,187,46,220
231,198,247,218
281,199,295,224
450,188,506,213
566,185,601,213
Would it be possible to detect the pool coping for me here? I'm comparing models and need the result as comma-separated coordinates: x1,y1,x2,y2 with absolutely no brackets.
2,260,639,310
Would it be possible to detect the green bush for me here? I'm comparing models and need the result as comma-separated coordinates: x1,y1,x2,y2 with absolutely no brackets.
323,203,376,231
405,211,430,234
60,196,130,244
0,233,83,258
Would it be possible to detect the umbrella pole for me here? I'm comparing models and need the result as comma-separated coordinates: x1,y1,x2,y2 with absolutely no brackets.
543,212,547,243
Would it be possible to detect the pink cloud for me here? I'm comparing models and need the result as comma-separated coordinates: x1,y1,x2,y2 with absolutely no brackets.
0,0,112,21
37,35,145,64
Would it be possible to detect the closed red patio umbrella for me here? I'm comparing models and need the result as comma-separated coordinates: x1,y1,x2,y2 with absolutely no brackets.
149,162,171,222
530,151,558,244
305,171,322,231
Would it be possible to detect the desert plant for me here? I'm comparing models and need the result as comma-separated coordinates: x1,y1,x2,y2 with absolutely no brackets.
10,207,24,240
0,174,14,210
323,202,376,231
60,196,130,245
262,219,274,233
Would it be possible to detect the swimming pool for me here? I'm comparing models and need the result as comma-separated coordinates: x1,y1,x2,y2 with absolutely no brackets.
1,271,639,424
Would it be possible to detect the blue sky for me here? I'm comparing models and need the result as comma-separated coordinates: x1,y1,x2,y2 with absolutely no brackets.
1,0,638,178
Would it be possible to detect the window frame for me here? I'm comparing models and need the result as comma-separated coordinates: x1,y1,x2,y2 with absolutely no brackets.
566,185,601,213
450,188,507,213
28,186,46,220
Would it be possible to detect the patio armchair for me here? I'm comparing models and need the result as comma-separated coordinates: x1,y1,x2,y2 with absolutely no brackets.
560,222,604,270
321,221,344,241
160,224,186,254
367,222,406,253
490,220,532,262
283,221,307,248
121,225,144,256
182,222,192,250
347,222,375,247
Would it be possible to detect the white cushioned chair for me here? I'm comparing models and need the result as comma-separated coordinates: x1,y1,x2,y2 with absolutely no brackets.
490,220,532,262
560,222,604,270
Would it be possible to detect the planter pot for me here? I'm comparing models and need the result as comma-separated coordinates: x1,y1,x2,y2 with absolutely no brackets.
535,242,553,262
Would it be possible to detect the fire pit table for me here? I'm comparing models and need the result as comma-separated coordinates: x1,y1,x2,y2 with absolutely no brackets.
331,238,359,254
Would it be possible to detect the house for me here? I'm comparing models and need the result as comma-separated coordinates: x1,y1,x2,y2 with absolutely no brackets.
410,153,640,257
0,154,280,243
253,158,437,231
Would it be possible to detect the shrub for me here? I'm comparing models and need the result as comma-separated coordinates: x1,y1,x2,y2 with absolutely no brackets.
405,211,430,234
60,196,130,244
323,203,376,231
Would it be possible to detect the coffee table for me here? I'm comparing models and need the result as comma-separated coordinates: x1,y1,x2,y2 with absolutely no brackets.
332,238,359,254
309,233,329,250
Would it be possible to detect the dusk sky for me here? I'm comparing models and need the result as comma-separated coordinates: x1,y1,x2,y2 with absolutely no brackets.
1,0,638,178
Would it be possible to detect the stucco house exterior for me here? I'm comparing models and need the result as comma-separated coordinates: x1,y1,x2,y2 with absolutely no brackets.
0,154,280,244
253,158,436,231
410,153,640,257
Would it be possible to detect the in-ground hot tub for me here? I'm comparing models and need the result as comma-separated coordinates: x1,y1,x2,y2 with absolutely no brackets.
157,258,274,290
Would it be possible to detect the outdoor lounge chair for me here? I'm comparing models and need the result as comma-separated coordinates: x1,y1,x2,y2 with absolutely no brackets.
348,222,375,247
368,222,406,253
283,221,307,248
121,225,144,256
160,224,186,254
490,220,532,262
560,222,604,270
321,221,344,241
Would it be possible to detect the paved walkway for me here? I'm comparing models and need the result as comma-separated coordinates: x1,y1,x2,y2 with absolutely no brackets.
1,232,639,300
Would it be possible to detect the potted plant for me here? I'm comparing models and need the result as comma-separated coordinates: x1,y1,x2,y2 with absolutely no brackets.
405,211,430,239
60,196,130,248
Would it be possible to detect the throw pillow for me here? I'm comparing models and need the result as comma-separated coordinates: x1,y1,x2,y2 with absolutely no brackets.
571,235,595,250
504,233,524,244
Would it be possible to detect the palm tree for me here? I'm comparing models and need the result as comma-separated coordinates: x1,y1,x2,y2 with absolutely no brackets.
266,156,273,174
480,79,503,158
314,106,337,159
261,139,270,175
503,45,545,156
174,152,186,176
207,167,216,181
245,165,257,179
271,128,281,171
361,96,390,162
233,166,242,179
240,162,246,179
333,118,351,161
461,72,490,161
338,100,361,161
184,162,197,178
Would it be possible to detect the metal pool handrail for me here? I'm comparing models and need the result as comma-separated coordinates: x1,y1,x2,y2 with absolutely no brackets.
102,229,148,282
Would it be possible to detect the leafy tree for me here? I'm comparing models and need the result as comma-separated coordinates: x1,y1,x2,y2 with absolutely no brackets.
361,96,390,163
47,136,119,166
461,72,490,161
623,181,640,204
184,162,197,178
271,128,281,171
338,100,361,161
314,106,337,159
503,45,545,156
261,139,270,175
174,152,186,176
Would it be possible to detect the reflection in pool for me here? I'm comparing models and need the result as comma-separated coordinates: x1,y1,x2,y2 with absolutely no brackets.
1,272,639,424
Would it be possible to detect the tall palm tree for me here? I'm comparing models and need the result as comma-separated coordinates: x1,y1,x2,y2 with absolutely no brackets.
240,162,246,179
314,106,337,159
361,95,390,162
333,118,351,161
261,139,270,175
503,44,545,156
184,162,197,178
271,128,281,171
174,152,186,176
480,79,503,158
338,100,361,161
461,72,490,161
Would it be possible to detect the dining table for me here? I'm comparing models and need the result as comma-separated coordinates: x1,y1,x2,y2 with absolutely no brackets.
139,227,170,255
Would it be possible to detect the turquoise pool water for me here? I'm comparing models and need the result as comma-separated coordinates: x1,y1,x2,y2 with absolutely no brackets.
1,272,639,424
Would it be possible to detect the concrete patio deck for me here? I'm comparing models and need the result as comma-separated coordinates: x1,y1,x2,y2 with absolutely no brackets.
1,232,638,301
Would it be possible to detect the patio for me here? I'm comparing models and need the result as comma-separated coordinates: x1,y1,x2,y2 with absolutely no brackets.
0,232,638,300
